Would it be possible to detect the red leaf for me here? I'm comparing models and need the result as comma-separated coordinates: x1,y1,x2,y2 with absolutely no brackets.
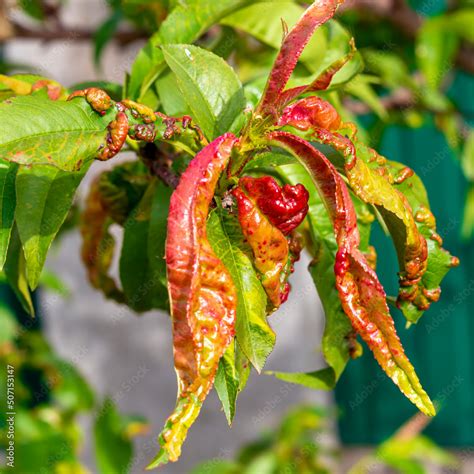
278,96,342,132
267,131,435,416
257,0,343,116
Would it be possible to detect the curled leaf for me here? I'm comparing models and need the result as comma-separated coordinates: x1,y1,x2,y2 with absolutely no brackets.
232,183,291,308
313,129,430,314
80,176,125,304
238,176,309,235
277,96,447,322
257,0,343,116
267,131,435,416
149,134,238,468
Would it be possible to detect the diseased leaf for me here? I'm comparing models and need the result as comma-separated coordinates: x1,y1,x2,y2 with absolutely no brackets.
207,207,274,372
257,0,342,115
149,134,238,469
277,95,448,323
161,44,245,140
245,153,366,389
0,95,115,171
120,180,171,312
3,226,34,315
80,176,125,304
0,159,18,269
268,132,435,416
15,164,88,290
232,184,291,308
384,160,459,323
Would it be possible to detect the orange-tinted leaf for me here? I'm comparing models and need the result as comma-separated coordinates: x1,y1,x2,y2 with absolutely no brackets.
267,131,435,416
257,0,343,117
148,134,238,468
232,185,290,308
80,176,125,304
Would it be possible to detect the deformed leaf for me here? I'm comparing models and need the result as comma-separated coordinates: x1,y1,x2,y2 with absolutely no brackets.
149,134,238,468
268,131,435,416
80,176,125,304
245,153,364,389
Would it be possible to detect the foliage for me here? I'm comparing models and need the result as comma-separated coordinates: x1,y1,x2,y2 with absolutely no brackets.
0,0,466,470
191,405,456,474
0,291,147,473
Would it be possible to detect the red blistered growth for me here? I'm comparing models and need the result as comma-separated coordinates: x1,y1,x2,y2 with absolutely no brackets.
97,112,129,161
238,176,309,235
279,96,342,132
68,87,112,114
232,186,290,308
31,80,63,100
153,134,239,466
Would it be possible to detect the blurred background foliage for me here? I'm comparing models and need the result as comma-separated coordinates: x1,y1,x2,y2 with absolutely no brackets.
0,0,473,472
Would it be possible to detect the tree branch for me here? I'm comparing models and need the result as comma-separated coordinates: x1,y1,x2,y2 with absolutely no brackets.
2,21,147,45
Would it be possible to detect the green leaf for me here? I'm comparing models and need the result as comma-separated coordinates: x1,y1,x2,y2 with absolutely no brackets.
268,368,336,390
446,8,474,42
18,0,44,20
214,341,240,425
361,48,416,90
128,0,260,100
461,129,474,181
52,360,95,412
161,44,245,140
190,460,238,474
3,226,34,315
0,95,115,171
93,399,135,474
416,16,459,90
15,164,87,290
156,71,192,117
119,179,171,312
207,208,275,373
0,304,19,345
0,160,18,269
345,75,388,120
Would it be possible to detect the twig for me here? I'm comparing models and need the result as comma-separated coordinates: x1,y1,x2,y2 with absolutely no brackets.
140,143,180,189
5,21,147,44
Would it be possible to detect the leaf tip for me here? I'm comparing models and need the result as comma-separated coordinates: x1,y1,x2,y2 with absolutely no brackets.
145,449,169,470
